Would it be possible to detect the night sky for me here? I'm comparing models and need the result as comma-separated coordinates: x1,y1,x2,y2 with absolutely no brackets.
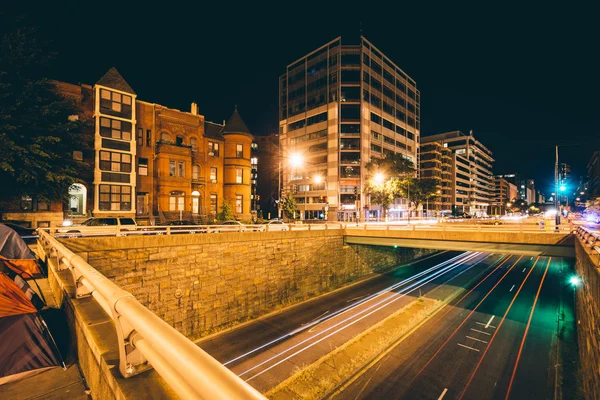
3,3,598,196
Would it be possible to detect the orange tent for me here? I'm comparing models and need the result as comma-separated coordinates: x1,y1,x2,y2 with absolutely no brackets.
0,224,43,277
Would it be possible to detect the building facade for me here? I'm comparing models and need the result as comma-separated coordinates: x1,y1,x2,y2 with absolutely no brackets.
254,134,281,220
421,131,494,216
420,141,453,215
587,151,600,198
491,176,517,215
278,36,420,221
2,68,255,227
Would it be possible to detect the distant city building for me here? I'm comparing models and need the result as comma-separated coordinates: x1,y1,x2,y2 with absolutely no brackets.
279,36,420,221
491,176,517,215
420,141,453,214
254,134,281,219
421,131,494,216
588,151,600,198
1,68,255,227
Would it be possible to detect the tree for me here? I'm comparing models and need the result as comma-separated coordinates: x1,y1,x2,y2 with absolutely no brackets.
0,26,89,207
280,192,297,220
407,178,441,215
217,202,235,221
363,154,415,219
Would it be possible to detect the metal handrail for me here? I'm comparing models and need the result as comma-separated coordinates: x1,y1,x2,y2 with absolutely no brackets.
37,229,265,400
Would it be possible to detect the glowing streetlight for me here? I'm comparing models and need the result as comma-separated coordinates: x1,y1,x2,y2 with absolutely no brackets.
569,275,581,287
559,185,566,192
576,197,581,201
313,175,323,184
506,202,512,207
289,152,304,167
374,173,385,185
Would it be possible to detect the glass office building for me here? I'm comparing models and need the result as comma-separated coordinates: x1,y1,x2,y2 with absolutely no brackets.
279,36,420,221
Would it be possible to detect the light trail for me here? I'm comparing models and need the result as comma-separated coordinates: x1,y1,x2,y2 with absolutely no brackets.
242,252,485,381
223,252,476,366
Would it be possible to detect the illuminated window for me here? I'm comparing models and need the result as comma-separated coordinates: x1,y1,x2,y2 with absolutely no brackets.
236,195,243,213
210,194,218,213
208,142,219,156
99,117,132,141
99,185,131,211
138,158,148,176
100,151,132,173
99,89,132,118
210,167,217,183
236,168,243,184
193,164,200,180
236,144,243,158
169,191,185,211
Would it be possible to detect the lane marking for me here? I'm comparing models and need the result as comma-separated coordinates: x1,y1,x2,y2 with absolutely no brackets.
347,295,367,303
302,311,329,326
485,315,495,328
510,284,515,292
409,255,523,386
438,388,449,399
458,343,480,352
522,268,526,272
470,328,491,336
458,257,540,400
475,322,496,329
466,335,488,344
505,257,552,400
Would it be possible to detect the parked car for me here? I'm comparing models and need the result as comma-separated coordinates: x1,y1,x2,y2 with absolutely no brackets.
263,220,289,231
56,217,138,237
163,220,207,234
1,223,38,244
210,220,265,233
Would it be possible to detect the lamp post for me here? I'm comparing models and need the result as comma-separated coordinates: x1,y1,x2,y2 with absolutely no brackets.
555,145,560,231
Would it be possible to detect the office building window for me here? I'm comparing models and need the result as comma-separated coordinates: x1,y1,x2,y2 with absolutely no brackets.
99,185,131,211
210,167,217,183
138,158,148,176
236,168,243,183
210,194,218,213
169,191,185,211
236,195,243,214
100,151,132,173
99,117,132,141
236,144,243,158
208,141,219,157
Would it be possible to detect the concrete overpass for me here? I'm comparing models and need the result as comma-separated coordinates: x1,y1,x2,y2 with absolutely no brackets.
343,227,574,257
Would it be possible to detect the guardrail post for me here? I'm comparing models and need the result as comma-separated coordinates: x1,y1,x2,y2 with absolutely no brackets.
308,224,312,231
364,223,368,231
166,226,171,235
386,224,390,231
325,223,328,230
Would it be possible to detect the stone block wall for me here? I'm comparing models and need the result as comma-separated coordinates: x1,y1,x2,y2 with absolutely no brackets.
62,230,433,340
574,239,600,400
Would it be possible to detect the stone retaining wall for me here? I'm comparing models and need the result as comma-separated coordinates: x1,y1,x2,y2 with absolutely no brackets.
574,238,600,400
62,230,433,340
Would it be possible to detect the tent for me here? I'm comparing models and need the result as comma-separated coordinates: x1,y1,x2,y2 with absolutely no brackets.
0,224,43,278
0,225,63,385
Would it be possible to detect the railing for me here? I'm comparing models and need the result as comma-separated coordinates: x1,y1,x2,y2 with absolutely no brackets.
44,220,576,239
574,226,600,259
37,229,265,400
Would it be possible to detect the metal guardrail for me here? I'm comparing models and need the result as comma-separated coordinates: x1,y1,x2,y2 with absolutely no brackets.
575,226,600,260
42,221,574,239
37,229,265,400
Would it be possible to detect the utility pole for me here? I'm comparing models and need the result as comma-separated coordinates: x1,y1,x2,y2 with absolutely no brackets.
555,145,560,231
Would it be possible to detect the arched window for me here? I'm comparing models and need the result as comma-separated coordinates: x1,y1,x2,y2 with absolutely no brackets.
160,132,171,142
190,137,198,152
176,136,184,145
193,164,200,180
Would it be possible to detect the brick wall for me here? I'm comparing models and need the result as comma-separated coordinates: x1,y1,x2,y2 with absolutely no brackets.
574,239,600,400
63,231,434,340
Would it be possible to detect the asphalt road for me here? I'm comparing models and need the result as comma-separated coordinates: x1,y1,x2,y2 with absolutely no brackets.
198,250,504,392
335,255,575,400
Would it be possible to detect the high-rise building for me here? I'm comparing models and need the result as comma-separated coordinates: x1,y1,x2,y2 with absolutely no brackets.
421,131,494,216
279,36,420,221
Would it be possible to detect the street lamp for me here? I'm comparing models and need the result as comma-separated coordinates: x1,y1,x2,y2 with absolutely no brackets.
374,173,385,185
